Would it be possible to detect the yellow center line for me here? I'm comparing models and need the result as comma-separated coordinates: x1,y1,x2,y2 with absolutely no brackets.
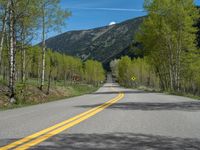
15,93,124,150
0,88,124,150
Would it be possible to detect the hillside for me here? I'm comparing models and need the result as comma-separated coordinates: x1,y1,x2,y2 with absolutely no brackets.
44,17,144,67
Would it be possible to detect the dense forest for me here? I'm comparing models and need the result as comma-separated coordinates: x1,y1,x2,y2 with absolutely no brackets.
0,0,105,105
111,0,200,96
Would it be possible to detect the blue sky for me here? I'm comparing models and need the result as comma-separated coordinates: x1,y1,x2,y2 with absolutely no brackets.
61,0,146,31
60,0,200,31
34,0,200,43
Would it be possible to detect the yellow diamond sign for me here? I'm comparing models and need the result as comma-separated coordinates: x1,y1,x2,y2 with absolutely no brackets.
131,76,136,81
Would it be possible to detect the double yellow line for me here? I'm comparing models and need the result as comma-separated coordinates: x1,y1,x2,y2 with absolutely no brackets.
0,92,124,150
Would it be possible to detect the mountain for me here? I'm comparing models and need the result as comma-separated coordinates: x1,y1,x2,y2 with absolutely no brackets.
44,17,144,67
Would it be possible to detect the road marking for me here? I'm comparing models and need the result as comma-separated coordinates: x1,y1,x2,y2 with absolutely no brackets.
16,93,124,150
0,92,124,150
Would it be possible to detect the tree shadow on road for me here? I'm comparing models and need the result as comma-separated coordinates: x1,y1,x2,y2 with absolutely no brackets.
101,85,121,88
77,101,200,111
25,133,200,150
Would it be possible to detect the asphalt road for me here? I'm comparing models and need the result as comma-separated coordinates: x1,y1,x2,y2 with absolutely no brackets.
1,79,200,149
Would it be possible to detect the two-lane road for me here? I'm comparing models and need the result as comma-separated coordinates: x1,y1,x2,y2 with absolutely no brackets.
1,81,200,149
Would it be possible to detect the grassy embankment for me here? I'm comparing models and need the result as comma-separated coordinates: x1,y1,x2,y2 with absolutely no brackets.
0,77,100,110
136,85,200,100
114,77,200,100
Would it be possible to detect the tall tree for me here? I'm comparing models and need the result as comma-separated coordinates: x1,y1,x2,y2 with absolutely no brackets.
117,56,132,86
110,59,119,78
0,0,9,68
137,0,198,92
84,60,105,85
39,0,71,90
8,0,16,101
16,0,40,83
7,0,41,101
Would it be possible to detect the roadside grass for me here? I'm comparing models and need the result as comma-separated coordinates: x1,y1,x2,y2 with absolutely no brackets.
0,80,100,110
137,85,161,93
164,91,200,100
122,84,200,100
138,86,200,100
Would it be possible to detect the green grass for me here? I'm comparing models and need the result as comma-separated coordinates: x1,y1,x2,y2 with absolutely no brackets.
164,91,200,100
137,85,161,93
121,84,200,100
137,86,200,100
68,84,99,96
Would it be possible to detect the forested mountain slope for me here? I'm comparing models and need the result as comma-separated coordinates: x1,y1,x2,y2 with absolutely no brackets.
44,17,144,66
44,11,200,67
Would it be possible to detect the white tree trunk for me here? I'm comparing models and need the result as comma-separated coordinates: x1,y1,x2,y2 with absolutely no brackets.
40,6,46,90
8,0,16,102
20,29,26,83
21,40,26,83
0,2,9,68
40,44,45,90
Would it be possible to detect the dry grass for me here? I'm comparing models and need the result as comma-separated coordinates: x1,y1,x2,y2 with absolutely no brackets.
0,83,99,110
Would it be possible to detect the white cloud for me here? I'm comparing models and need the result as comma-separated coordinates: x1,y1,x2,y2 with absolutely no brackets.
109,22,116,26
69,7,144,12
